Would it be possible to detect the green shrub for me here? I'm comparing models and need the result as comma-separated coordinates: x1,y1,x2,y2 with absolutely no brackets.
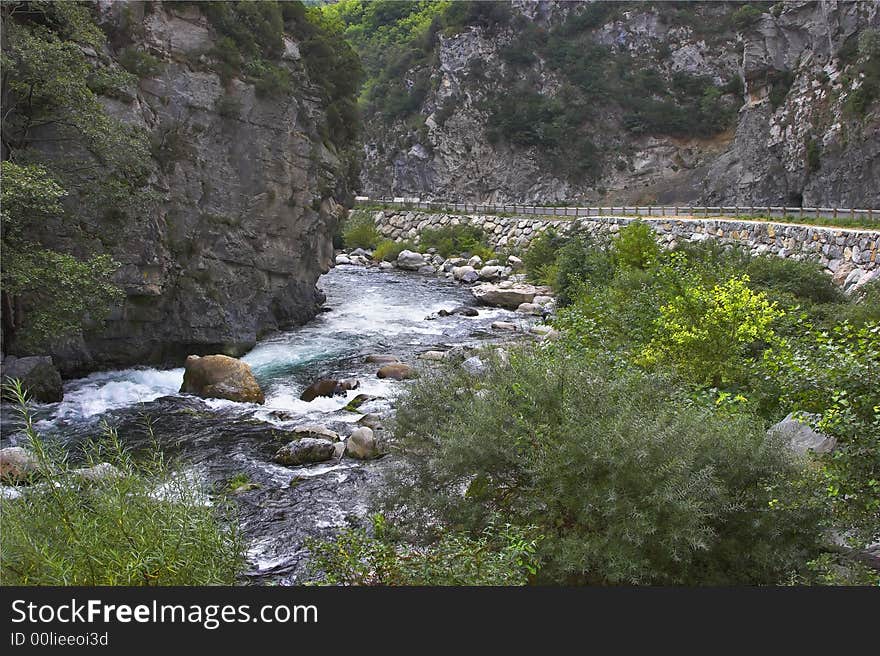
732,4,764,31
0,383,245,585
745,256,842,305
523,227,566,285
640,275,783,387
613,221,660,270
373,239,413,262
118,47,162,78
553,233,615,306
418,223,493,259
215,93,243,118
383,348,826,585
342,210,381,249
306,513,541,586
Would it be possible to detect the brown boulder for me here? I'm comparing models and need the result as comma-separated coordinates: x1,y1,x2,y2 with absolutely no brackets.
376,363,418,380
180,355,264,404
300,378,359,402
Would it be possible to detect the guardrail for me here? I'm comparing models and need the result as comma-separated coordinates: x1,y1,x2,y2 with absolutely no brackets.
355,198,880,225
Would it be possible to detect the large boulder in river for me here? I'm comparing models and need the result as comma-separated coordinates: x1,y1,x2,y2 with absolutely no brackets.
0,446,40,484
377,363,418,380
397,250,426,270
180,354,264,404
299,378,359,402
472,283,545,309
346,427,380,460
274,438,335,466
1,356,63,403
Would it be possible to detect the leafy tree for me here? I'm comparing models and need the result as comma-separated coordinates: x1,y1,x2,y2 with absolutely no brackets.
640,275,783,386
1,163,123,350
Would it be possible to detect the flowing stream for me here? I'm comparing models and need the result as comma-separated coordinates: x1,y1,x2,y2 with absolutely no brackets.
0,265,534,583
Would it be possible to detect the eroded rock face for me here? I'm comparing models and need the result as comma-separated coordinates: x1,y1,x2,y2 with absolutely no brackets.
360,2,879,207
16,3,350,375
180,355,264,404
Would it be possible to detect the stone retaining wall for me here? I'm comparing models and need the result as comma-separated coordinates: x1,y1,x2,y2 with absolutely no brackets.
372,210,880,289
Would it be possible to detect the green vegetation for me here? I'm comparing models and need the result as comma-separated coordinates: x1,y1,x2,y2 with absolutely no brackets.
840,28,880,117
342,210,381,249
378,348,828,585
0,2,155,350
0,383,246,585
306,513,540,585
373,239,414,262
417,223,493,259
315,223,878,585
118,47,162,78
731,4,765,31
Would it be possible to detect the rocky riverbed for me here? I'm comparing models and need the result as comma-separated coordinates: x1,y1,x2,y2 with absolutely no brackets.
0,259,555,584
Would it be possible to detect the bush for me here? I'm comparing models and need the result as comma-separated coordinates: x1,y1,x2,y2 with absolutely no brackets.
640,275,783,387
523,227,566,285
418,223,493,259
306,514,541,585
0,383,245,585
745,256,842,305
342,210,380,249
553,233,615,306
373,239,413,262
118,47,162,78
613,221,660,270
383,348,825,585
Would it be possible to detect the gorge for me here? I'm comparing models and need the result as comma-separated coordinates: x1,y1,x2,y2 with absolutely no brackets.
1,1,879,588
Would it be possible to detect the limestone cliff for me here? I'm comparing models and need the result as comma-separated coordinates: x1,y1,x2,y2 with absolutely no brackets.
358,1,880,207
4,1,357,375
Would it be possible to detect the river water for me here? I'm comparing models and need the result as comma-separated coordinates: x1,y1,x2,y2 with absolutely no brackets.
0,265,534,583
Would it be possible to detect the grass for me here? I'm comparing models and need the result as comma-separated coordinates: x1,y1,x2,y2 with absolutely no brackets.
0,380,246,586
354,203,880,231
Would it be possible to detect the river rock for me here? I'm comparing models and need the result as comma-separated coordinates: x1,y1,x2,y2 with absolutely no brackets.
357,413,384,430
300,378,359,402
335,254,353,265
438,306,478,317
468,255,483,268
179,354,265,404
293,425,340,442
472,283,542,309
379,261,394,270
397,250,426,270
478,265,505,280
516,302,544,315
349,248,369,258
491,321,518,331
768,413,837,455
72,462,123,482
419,350,447,361
1,356,63,403
344,393,380,411
274,438,336,466
366,354,401,364
461,356,486,376
0,447,40,484
533,295,554,306
418,265,436,274
346,427,379,460
452,266,479,283
507,255,524,270
377,363,418,380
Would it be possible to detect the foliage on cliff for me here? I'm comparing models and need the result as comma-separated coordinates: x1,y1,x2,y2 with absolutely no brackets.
1,1,142,351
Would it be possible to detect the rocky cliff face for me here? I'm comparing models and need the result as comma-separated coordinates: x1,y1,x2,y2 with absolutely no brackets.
359,0,880,207
14,2,351,375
